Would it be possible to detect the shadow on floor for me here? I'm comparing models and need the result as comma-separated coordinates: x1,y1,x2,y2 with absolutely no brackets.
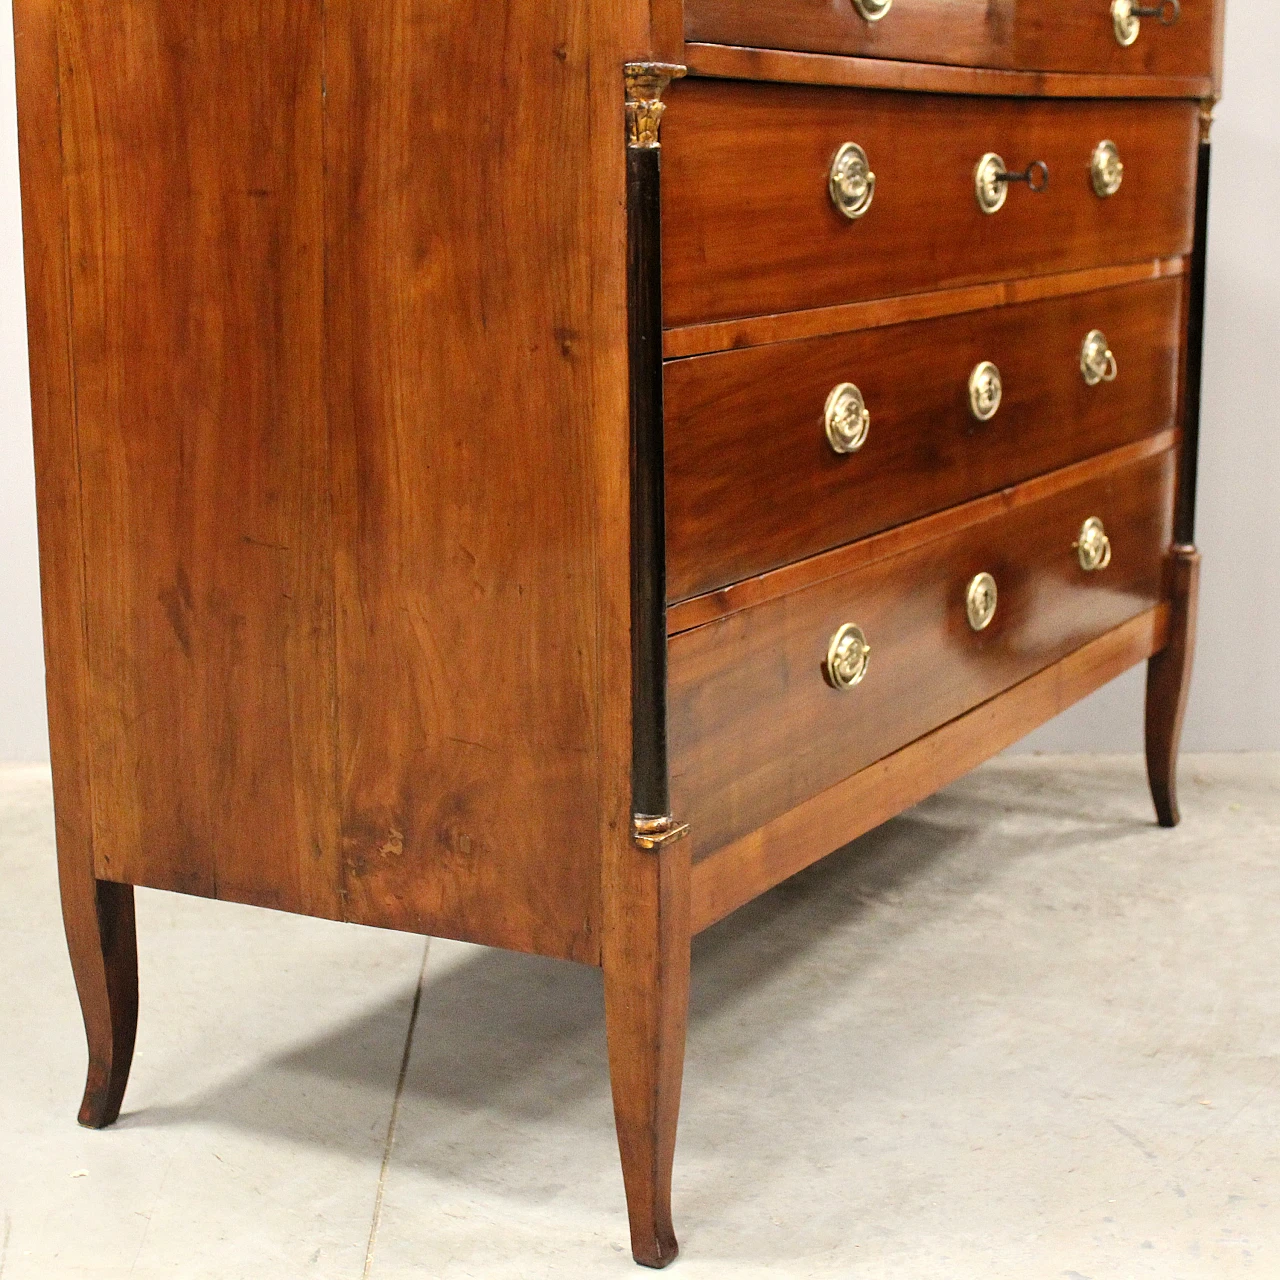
124,763,1158,1186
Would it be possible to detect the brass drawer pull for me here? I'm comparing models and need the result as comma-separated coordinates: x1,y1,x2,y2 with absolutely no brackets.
974,152,1049,215
1091,140,1125,198
1112,0,1180,47
968,361,1003,421
829,143,876,220
825,623,871,690
1080,330,1119,385
1075,517,1113,572
966,573,998,632
852,0,892,19
824,382,871,454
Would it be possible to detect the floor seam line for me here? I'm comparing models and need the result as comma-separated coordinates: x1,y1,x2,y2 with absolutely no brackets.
362,937,430,1280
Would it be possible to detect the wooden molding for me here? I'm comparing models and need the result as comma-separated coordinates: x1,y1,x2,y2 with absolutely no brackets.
668,431,1178,635
685,42,1213,101
663,259,1186,361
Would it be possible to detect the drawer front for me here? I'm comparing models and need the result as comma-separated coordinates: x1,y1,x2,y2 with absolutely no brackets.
666,275,1183,601
685,0,1219,79
668,445,1174,859
662,81,1198,327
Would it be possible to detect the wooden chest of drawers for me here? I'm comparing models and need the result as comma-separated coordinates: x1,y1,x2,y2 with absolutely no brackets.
14,0,1222,1267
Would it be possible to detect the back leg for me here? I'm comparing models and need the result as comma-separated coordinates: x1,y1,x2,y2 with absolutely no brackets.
1145,545,1201,828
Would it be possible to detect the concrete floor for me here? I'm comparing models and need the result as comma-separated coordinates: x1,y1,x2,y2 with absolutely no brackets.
0,755,1276,1278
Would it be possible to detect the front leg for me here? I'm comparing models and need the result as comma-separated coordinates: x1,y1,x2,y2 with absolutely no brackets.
603,838,692,1268
1145,544,1201,828
60,869,138,1128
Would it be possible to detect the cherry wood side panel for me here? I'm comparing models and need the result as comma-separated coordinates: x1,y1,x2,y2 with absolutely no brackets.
33,0,636,960
324,0,634,960
685,0,1218,79
666,275,1182,601
662,81,1199,327
13,0,95,896
51,0,343,911
669,447,1175,860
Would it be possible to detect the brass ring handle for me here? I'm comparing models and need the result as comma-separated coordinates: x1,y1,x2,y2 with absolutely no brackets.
1074,517,1113,572
825,382,871,454
968,361,1003,421
825,623,871,690
1091,140,1125,198
966,573,998,632
829,142,876,220
1112,0,1180,47
852,0,892,18
975,153,1050,214
1080,330,1119,385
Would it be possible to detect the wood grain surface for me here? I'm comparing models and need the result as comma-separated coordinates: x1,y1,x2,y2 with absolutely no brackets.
322,0,633,960
10,0,142,1128
662,80,1199,327
669,446,1176,860
685,0,1220,79
603,835,691,1268
666,274,1183,600
666,430,1176,635
53,0,340,910
683,43,1214,100
24,0,641,963
690,604,1171,932
663,257,1185,359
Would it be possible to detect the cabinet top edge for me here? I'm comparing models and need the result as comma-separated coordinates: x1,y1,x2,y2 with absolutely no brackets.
684,42,1214,101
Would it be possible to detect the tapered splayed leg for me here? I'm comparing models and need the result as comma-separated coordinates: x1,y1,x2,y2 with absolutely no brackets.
60,871,138,1128
1145,545,1201,828
603,840,691,1268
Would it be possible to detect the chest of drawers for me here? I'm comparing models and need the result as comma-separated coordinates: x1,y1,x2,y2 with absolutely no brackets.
15,0,1222,1267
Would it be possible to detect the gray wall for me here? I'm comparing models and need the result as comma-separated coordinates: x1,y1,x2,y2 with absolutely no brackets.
0,4,1274,762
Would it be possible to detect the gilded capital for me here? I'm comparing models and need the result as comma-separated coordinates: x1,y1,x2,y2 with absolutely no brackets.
1199,98,1215,143
624,62,687,150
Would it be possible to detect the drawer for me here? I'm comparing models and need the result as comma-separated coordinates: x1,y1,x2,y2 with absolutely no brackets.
661,81,1199,328
685,0,1220,80
665,274,1183,601
668,444,1175,859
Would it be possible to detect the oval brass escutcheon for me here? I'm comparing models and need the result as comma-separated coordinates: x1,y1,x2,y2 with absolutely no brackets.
974,151,1009,215
829,142,876,220
1112,0,1180,48
966,573,998,632
968,360,1003,421
1112,0,1141,46
1092,139,1125,198
974,153,1049,213
824,382,871,454
1080,329,1119,386
1075,517,1113,571
853,0,892,18
825,622,871,690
